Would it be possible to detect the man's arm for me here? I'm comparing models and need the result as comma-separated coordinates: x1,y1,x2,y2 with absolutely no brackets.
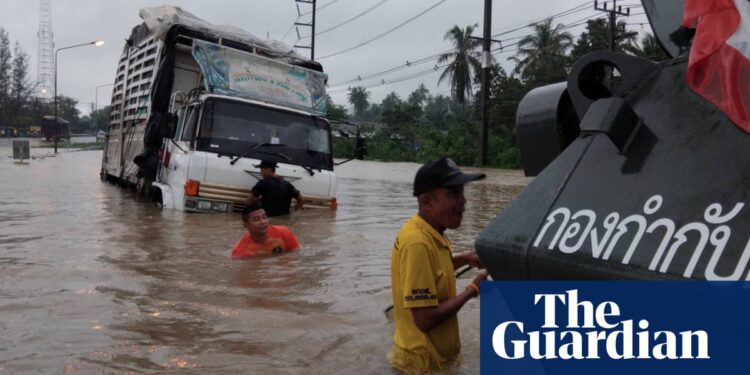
245,182,262,205
281,226,300,251
294,192,304,211
411,271,487,333
451,249,484,269
245,194,258,205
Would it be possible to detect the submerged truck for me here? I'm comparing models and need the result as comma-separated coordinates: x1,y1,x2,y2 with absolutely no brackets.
101,6,343,212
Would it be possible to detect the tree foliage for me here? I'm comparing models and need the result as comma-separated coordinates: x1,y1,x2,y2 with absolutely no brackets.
0,28,11,126
509,19,573,87
0,28,96,134
333,19,666,169
438,24,482,104
637,33,670,62
347,86,370,119
571,19,640,61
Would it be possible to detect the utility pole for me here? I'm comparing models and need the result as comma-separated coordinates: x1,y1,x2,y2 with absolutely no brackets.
480,0,492,165
293,0,317,60
594,0,630,52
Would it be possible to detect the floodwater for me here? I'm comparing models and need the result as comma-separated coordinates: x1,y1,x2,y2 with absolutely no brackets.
0,140,529,374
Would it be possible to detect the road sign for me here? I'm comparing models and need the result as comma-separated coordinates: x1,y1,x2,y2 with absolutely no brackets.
13,140,30,162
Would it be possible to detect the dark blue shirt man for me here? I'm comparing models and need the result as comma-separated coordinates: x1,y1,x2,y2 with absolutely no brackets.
245,160,304,216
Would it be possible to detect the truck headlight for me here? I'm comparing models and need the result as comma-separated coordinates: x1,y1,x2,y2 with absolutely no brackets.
212,202,228,212
197,200,212,210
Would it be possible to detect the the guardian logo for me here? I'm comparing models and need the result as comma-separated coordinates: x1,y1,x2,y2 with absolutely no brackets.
492,289,710,360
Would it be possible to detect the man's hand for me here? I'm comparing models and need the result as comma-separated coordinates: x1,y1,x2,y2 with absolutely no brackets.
471,270,488,288
464,250,484,269
452,250,485,269
466,270,488,298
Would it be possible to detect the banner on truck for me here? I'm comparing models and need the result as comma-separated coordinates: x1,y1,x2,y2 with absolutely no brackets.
192,40,327,116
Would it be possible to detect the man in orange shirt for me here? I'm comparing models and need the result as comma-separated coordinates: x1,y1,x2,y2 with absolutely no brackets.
232,203,300,258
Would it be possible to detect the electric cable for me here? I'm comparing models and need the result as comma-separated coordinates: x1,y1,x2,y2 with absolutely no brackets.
317,0,448,60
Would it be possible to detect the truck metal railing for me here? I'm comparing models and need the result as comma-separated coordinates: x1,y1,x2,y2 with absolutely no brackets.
197,181,336,211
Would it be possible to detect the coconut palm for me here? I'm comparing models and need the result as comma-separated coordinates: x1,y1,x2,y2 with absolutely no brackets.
437,24,482,104
637,32,670,62
571,19,640,60
509,19,573,86
347,86,370,119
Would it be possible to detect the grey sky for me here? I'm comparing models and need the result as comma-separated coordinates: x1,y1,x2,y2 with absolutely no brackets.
0,0,652,115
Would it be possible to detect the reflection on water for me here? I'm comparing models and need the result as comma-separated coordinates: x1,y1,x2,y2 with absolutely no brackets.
0,147,528,374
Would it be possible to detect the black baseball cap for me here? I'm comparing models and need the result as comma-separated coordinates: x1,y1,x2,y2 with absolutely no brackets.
413,156,486,196
254,159,277,169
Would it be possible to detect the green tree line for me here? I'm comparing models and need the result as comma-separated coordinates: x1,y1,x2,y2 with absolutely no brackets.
0,27,110,136
334,19,669,169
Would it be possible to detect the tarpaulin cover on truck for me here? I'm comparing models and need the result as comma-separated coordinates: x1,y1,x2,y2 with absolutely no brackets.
138,5,303,62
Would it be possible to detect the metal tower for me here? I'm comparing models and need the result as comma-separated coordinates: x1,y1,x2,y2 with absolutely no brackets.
37,0,54,100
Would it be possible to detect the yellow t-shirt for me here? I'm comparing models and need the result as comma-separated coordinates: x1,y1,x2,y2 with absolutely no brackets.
389,214,460,374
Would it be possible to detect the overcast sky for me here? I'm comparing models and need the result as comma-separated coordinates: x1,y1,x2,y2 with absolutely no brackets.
0,0,652,115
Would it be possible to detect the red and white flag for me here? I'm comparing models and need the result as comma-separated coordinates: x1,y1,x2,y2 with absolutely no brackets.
682,0,750,132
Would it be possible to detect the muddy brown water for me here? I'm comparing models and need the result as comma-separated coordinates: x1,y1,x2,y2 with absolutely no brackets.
0,143,528,374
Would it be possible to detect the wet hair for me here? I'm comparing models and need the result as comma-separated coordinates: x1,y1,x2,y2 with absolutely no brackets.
241,202,264,222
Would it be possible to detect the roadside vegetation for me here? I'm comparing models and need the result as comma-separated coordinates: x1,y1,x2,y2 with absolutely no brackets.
332,20,669,168
0,20,668,168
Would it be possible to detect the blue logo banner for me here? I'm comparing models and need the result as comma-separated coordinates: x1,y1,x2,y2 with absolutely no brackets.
480,281,750,374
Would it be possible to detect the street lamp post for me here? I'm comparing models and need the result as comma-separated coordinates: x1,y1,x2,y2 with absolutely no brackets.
94,83,114,134
54,40,104,153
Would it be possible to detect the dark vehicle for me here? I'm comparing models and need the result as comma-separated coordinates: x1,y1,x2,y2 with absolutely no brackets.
41,116,70,141
476,0,750,281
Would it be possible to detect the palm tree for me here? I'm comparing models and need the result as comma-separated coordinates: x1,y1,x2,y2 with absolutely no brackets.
637,32,670,62
571,19,640,60
437,24,482,104
509,19,573,86
347,86,370,119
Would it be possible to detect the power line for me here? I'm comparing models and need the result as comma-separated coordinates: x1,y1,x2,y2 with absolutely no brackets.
328,44,457,86
491,0,591,37
328,63,448,94
326,2,603,85
329,49,451,87
329,46,507,94
329,13,595,87
330,12,605,89
282,0,343,42
301,0,342,16
317,0,448,60
301,0,392,38
329,1,604,83
326,3,640,94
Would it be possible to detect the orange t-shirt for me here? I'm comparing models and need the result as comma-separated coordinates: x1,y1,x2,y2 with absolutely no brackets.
231,225,300,258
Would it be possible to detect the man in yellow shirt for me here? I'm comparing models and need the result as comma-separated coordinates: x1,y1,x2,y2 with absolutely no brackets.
389,156,488,374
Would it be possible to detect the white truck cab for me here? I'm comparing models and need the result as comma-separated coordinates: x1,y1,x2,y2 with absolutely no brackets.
101,6,340,213
155,95,336,212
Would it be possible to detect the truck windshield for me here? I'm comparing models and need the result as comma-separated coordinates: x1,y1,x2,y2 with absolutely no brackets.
196,98,333,170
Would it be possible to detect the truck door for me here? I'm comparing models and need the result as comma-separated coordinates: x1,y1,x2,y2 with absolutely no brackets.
159,104,199,185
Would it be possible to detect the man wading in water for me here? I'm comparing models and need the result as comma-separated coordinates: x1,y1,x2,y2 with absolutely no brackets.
389,156,488,373
232,203,300,258
245,159,304,216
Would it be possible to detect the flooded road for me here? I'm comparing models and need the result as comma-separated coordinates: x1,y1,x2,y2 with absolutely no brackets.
0,145,529,374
